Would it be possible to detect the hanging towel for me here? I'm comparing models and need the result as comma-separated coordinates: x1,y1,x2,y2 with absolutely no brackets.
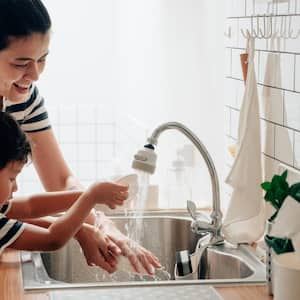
223,37,265,244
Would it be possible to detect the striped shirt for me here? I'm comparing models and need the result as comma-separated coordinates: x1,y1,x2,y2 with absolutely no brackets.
3,85,51,133
0,202,24,255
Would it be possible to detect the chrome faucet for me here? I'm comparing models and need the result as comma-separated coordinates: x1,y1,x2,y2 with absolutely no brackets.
132,121,224,245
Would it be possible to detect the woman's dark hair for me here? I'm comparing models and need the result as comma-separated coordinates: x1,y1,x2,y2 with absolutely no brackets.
0,0,51,50
0,112,31,169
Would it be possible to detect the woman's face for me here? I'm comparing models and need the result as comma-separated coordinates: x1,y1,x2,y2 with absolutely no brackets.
0,32,50,102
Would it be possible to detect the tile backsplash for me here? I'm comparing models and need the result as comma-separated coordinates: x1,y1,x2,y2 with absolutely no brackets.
225,0,300,182
17,105,147,194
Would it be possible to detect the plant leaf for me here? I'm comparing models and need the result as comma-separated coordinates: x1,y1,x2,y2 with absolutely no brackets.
281,169,288,181
261,182,271,191
289,183,300,202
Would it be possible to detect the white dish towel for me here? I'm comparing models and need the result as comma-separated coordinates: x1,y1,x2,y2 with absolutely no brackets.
223,37,265,244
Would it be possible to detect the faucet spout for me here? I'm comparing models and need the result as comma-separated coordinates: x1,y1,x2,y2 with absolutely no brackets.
132,121,224,244
148,122,222,227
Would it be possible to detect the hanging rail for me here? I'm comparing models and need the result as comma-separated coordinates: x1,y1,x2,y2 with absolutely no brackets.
240,0,300,39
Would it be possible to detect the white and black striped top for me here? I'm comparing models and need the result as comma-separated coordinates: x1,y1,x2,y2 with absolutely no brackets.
3,85,51,133
0,202,24,254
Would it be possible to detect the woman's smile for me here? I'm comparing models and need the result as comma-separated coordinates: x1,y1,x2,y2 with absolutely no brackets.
13,82,31,94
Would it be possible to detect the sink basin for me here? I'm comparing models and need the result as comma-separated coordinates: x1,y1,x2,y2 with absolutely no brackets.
21,211,266,291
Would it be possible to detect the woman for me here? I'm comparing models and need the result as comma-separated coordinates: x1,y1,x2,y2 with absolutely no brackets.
0,0,160,275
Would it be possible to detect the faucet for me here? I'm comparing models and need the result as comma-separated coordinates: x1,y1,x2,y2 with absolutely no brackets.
132,121,224,245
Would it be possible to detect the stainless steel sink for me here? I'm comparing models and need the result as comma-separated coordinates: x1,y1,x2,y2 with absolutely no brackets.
21,211,266,291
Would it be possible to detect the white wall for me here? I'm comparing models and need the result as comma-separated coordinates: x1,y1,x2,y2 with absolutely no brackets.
114,0,227,207
21,0,227,209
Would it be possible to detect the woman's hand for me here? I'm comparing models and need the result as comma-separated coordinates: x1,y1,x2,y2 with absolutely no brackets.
96,213,162,275
89,182,129,209
75,223,121,273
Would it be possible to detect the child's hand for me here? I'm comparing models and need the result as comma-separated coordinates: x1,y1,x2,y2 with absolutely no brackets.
90,182,129,209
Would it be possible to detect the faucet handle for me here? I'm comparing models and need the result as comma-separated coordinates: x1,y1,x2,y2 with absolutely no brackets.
187,200,197,220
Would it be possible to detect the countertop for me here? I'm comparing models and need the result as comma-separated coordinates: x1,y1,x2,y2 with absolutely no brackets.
0,249,273,300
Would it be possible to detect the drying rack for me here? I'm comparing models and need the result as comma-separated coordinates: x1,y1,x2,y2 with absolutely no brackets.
226,0,300,40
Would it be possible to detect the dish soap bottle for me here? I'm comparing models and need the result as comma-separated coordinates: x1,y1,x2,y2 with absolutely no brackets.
165,152,191,208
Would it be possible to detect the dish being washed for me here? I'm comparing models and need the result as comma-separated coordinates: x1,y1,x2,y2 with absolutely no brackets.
115,174,139,209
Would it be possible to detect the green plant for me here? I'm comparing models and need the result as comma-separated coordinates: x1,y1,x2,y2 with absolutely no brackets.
261,169,300,254
261,170,289,221
261,170,300,221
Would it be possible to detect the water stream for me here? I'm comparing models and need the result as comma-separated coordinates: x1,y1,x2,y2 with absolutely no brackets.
95,170,171,282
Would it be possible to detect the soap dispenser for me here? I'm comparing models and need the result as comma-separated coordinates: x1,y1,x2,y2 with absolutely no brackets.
165,151,191,208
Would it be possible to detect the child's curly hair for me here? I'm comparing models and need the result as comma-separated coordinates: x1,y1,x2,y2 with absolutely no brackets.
0,112,31,169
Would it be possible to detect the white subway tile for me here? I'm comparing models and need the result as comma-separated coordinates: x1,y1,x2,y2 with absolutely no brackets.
58,105,77,124
78,144,96,161
246,0,255,16
295,55,300,92
77,105,96,124
21,164,39,182
261,119,275,156
274,125,294,165
77,125,96,143
297,0,300,13
21,182,43,195
263,154,281,181
225,48,232,77
225,19,239,48
97,144,115,161
96,105,115,123
77,161,97,180
255,0,274,15
279,16,300,53
97,124,115,143
226,0,233,17
47,105,59,125
59,125,77,143
284,91,300,130
224,107,231,135
281,53,295,90
277,0,296,14
225,78,237,107
230,108,240,139
97,161,115,179
294,131,300,168
231,0,246,17
261,86,284,124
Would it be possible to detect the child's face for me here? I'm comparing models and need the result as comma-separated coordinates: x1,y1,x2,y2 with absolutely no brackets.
0,32,50,102
0,161,24,204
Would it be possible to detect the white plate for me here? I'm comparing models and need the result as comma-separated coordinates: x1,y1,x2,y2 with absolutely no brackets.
115,174,138,204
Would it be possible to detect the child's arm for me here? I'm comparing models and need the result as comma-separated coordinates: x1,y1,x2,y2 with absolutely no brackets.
6,190,84,219
9,182,128,253
7,180,128,219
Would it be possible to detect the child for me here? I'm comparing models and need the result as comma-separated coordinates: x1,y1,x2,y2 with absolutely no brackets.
0,111,130,272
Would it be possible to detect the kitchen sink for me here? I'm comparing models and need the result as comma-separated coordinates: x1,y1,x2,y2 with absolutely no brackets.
21,211,266,291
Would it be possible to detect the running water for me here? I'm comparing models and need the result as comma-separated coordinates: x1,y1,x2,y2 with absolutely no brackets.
125,170,149,244
94,170,172,282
